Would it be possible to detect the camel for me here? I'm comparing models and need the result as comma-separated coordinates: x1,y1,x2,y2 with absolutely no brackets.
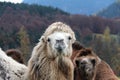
26,22,76,80
72,41,119,80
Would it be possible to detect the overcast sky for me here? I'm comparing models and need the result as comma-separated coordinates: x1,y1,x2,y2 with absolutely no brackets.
0,0,23,3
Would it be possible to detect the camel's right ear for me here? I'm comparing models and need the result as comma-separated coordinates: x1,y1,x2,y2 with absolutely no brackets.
39,36,45,42
72,41,84,50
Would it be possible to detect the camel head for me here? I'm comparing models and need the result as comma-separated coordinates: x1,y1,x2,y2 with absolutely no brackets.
41,22,76,59
75,48,101,75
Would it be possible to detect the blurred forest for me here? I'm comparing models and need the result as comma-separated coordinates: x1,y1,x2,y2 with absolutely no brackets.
0,2,120,76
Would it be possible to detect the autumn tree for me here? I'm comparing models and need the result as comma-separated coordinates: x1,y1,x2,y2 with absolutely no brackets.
103,27,111,42
111,33,120,76
111,53,120,76
101,27,111,63
91,34,103,57
92,27,120,76
92,27,112,61
118,33,120,45
18,26,31,64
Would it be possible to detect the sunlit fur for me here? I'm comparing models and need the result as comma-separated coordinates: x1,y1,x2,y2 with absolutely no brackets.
26,22,76,80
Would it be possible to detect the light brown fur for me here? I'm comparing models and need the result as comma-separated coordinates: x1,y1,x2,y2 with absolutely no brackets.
72,41,119,80
26,22,75,80
6,49,24,64
95,60,119,80
73,48,100,80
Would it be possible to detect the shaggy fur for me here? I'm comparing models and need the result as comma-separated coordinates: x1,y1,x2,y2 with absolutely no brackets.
73,48,101,80
0,48,27,80
95,60,119,80
71,41,84,66
26,22,76,80
72,41,119,80
6,49,24,64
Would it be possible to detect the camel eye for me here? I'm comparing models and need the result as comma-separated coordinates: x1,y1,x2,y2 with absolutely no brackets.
75,60,80,67
47,38,50,42
68,36,72,40
91,59,96,66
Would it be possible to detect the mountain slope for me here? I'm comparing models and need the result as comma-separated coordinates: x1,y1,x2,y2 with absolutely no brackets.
23,0,115,15
0,2,69,49
96,1,120,18
0,2,120,50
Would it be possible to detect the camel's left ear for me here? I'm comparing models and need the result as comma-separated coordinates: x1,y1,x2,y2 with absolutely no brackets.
39,36,45,43
72,36,76,44
96,56,101,65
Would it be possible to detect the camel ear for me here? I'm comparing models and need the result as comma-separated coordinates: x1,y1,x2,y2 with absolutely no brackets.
39,36,45,42
72,37,76,43
85,48,92,54
97,56,101,65
72,41,84,50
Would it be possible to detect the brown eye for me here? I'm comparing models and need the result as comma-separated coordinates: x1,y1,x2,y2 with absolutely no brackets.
91,59,96,66
68,36,72,40
75,60,80,67
47,38,50,42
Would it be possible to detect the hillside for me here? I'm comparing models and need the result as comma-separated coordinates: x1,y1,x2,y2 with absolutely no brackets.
0,2,120,50
0,2,68,16
23,0,115,15
96,1,120,18
0,2,69,49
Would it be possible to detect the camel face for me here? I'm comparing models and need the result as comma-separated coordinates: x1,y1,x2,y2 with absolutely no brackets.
74,49,100,75
47,31,73,57
76,56,96,74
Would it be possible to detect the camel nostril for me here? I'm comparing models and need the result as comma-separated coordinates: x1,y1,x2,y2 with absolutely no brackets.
91,59,96,66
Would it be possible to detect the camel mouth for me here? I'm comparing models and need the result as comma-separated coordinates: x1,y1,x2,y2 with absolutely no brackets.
56,46,63,52
55,45,65,53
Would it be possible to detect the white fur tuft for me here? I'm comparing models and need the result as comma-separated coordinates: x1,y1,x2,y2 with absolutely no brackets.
0,48,27,80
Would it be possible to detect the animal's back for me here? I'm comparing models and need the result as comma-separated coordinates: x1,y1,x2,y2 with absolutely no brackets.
95,60,119,80
0,48,27,80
